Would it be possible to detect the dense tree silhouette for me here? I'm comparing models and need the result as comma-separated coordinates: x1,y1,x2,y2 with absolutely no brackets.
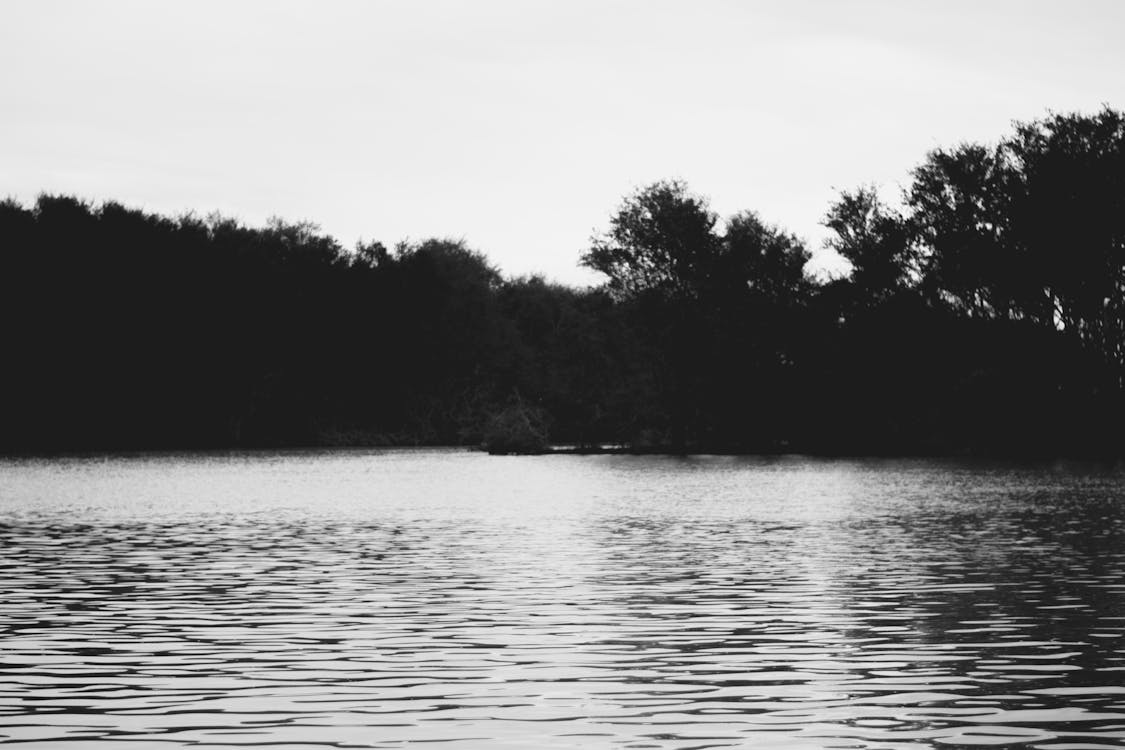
1004,109,1125,373
2,108,1124,455
818,107,1125,455
823,186,915,310
581,179,720,302
579,181,815,450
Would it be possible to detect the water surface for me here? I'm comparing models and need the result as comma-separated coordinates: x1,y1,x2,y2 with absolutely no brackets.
1,450,1124,748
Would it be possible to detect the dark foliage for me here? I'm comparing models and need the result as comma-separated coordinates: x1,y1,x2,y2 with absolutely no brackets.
2,108,1123,456
482,400,551,455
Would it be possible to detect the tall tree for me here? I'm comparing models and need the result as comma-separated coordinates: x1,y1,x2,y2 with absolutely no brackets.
1001,108,1125,362
581,181,812,449
823,186,915,308
908,143,1012,318
582,179,721,301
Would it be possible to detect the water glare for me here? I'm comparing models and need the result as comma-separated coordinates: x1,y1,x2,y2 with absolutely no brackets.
1,450,1124,748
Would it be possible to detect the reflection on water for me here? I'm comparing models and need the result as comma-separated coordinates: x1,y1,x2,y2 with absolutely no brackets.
1,450,1124,748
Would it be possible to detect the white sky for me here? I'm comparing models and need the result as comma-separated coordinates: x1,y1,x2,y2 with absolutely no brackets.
2,1,1122,285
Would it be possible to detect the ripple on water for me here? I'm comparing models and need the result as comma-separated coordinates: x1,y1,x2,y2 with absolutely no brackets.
1,450,1124,748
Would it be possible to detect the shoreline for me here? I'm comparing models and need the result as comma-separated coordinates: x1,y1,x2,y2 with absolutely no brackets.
3,442,1123,464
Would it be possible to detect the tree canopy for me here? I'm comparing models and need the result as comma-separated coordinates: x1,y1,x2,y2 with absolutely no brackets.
2,108,1124,455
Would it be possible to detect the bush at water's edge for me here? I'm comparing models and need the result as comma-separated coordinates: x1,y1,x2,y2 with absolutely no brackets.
482,403,550,455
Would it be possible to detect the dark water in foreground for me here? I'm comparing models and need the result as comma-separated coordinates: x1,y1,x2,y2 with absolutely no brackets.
1,450,1124,749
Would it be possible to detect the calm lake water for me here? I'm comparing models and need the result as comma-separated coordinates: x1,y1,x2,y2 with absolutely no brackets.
1,450,1124,749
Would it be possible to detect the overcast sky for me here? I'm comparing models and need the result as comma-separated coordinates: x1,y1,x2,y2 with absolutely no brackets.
2,1,1122,284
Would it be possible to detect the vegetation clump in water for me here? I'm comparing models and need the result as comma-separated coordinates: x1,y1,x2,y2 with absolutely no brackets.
481,403,550,455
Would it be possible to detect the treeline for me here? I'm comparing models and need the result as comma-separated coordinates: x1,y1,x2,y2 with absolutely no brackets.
2,108,1123,455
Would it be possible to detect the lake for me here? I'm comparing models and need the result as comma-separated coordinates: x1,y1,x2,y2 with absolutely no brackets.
1,449,1124,749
